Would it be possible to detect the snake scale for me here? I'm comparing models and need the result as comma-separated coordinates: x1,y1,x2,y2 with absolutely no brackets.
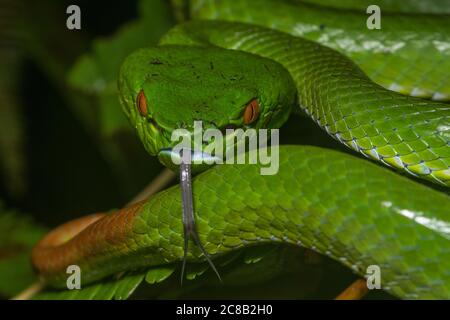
32,0,450,299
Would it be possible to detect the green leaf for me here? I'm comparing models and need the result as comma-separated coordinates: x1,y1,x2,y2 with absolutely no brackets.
34,271,146,300
0,203,47,297
114,272,148,300
145,266,175,284
67,55,104,94
186,263,209,281
68,0,174,96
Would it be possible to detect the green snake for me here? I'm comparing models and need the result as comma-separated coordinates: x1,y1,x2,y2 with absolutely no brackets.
32,0,450,299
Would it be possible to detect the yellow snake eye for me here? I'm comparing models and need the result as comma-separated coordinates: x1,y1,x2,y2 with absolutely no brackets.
136,89,148,117
243,98,260,125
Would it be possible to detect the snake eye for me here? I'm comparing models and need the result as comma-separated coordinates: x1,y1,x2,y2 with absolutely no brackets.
136,89,148,117
243,99,260,125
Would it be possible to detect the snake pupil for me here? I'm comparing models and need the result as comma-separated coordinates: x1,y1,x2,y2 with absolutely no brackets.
243,99,260,125
137,89,148,117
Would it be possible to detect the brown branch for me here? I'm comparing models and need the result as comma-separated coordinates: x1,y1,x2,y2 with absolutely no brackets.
335,278,369,300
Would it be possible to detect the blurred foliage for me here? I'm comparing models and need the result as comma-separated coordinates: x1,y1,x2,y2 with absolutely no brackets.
0,201,46,298
34,270,147,300
0,1,26,198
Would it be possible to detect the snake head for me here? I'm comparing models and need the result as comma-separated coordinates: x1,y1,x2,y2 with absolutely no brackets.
119,45,296,171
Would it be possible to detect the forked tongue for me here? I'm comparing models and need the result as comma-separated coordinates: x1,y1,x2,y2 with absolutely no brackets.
179,148,222,284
